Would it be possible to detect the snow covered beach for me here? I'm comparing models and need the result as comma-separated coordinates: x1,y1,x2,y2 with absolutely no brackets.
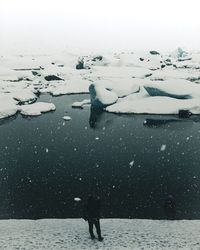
1,48,200,120
1,219,200,250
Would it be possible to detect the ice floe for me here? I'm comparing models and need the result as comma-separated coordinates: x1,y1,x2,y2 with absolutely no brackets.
106,96,200,115
63,116,72,121
72,99,90,108
12,89,37,104
0,94,18,119
40,78,91,96
20,102,56,116
1,48,200,119
95,79,140,98
89,84,118,108
143,79,197,99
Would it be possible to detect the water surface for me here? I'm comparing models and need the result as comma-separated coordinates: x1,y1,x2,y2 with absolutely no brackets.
0,94,200,219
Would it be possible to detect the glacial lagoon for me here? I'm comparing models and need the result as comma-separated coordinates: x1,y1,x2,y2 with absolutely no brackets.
1,94,200,219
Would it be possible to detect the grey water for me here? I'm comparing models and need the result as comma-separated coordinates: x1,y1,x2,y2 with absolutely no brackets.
1,94,200,219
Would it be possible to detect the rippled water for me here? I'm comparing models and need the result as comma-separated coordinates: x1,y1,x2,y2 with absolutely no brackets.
0,93,200,219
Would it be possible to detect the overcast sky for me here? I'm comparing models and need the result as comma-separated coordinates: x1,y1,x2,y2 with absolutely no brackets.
1,0,200,54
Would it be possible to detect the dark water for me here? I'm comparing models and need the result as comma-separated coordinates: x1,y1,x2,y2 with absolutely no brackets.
1,94,200,219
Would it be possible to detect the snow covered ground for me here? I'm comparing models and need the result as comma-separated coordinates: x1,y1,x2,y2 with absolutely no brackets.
0,219,200,249
1,48,200,119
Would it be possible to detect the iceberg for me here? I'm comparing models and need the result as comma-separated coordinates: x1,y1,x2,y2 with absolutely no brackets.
95,79,140,98
170,47,189,59
144,87,191,99
143,79,196,99
72,99,90,108
12,89,37,104
106,96,200,115
89,84,118,108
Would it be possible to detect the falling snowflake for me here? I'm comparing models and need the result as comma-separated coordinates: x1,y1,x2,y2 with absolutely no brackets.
129,160,134,167
160,145,166,151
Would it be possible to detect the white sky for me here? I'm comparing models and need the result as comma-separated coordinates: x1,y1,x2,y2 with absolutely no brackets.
0,0,200,54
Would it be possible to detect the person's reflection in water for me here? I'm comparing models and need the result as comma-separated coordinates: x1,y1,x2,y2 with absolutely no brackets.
89,107,103,128
164,195,176,220
83,195,103,241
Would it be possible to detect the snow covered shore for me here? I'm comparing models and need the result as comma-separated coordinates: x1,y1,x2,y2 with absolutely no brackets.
0,219,199,249
1,48,200,119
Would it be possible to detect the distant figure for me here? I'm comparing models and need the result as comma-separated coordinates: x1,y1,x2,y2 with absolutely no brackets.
83,195,103,241
164,195,176,220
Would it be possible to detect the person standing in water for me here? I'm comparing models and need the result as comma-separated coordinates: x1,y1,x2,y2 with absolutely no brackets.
83,195,103,241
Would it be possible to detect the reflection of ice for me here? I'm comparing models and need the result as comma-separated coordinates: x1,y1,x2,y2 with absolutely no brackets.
143,118,181,128
143,115,200,128
89,107,104,128
89,107,113,129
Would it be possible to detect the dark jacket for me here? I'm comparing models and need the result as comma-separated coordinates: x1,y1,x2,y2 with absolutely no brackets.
83,196,101,220
164,196,176,219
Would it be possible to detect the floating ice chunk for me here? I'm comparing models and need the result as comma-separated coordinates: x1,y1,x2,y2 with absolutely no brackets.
170,47,188,58
0,66,35,82
63,116,71,121
74,197,81,202
150,68,200,81
76,55,107,69
116,52,163,70
76,58,85,70
0,102,18,119
44,75,64,81
106,96,200,115
175,61,200,70
20,102,56,116
89,84,118,108
12,89,37,104
112,83,140,98
95,79,140,98
72,99,90,108
144,79,195,99
177,57,192,62
0,94,18,119
45,79,91,96
129,160,134,167
144,87,191,99
160,145,166,151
